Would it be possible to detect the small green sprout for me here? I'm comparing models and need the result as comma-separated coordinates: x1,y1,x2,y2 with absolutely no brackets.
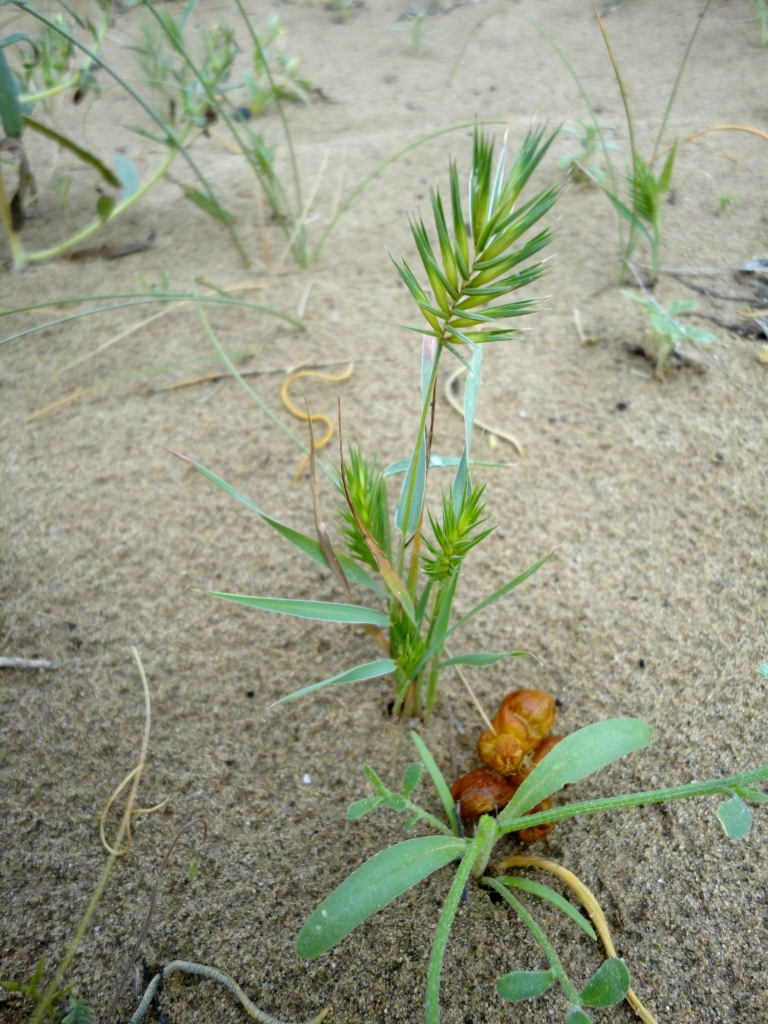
558,120,619,183
623,291,716,374
719,192,736,213
296,721,768,1024
394,12,434,52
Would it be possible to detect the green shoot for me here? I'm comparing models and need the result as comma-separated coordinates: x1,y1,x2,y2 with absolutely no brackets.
623,291,716,373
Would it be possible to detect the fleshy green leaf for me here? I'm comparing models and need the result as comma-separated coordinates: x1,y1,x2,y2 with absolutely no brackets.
758,663,768,681
496,876,597,940
499,718,654,822
496,968,555,1002
346,796,385,820
385,792,408,812
717,794,753,840
273,658,395,705
401,762,423,798
296,836,467,958
204,593,389,626
114,155,139,199
96,195,115,223
578,957,630,1007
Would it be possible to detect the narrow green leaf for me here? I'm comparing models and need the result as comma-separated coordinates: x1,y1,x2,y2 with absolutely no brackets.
347,796,385,820
296,836,467,958
717,794,753,840
410,730,458,835
0,49,24,136
362,764,388,795
439,651,531,668
178,184,234,226
394,428,427,537
496,969,555,1002
273,658,396,705
578,957,630,1007
496,876,597,941
499,719,654,822
448,551,553,638
23,117,121,186
401,762,424,798
383,455,462,477
205,593,389,626
167,451,381,593
598,185,654,245
657,141,677,193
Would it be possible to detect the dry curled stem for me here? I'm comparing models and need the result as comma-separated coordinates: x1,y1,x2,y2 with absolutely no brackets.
129,960,329,1024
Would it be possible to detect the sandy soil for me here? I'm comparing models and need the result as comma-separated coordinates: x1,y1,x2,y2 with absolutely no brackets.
2,2,767,1024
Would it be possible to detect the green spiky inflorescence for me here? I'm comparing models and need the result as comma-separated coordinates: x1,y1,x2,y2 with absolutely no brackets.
422,483,494,583
393,126,560,353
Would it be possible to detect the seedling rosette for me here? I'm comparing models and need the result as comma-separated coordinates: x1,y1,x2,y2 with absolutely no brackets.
295,717,768,1024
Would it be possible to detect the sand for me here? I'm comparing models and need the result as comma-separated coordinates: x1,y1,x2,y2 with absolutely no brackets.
1,2,767,1023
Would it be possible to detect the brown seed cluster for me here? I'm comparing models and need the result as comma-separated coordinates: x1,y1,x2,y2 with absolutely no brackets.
450,689,562,843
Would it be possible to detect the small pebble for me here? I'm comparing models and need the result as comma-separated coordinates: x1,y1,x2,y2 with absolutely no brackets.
302,773,311,785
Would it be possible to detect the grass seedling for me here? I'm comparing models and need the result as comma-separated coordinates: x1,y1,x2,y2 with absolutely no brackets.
623,290,716,375
588,0,713,284
394,12,434,53
558,119,619,184
496,4,711,285
296,716,768,1024
176,126,561,719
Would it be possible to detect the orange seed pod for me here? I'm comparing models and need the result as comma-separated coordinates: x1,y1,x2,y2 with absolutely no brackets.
493,690,556,745
450,766,518,821
477,729,526,776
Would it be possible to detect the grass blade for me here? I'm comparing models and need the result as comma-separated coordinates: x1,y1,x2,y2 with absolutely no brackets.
167,450,382,594
273,658,396,705
448,551,553,638
496,876,597,940
205,593,390,626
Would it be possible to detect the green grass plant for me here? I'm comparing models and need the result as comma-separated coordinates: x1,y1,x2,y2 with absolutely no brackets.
178,126,561,720
296,717,768,1024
